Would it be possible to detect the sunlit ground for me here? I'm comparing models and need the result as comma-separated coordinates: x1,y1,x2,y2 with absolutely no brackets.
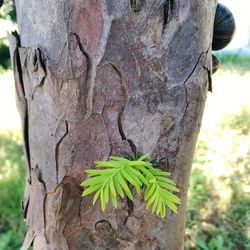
203,71,250,128
0,71,20,129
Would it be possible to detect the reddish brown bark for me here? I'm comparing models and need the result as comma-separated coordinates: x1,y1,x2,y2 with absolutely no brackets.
9,0,216,249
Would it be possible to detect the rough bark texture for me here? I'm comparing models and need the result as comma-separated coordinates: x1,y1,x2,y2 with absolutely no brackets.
9,0,215,249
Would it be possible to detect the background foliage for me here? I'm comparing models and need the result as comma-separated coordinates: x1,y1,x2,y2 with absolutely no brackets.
185,106,250,250
0,0,16,72
0,0,16,21
0,131,26,250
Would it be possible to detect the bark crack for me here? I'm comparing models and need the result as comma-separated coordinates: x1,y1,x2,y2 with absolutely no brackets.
110,63,129,103
117,111,126,141
181,45,210,127
181,52,204,123
109,64,136,155
123,196,134,225
117,112,137,154
78,198,83,227
163,0,174,32
73,33,96,120
204,49,213,92
55,120,69,184
22,198,29,219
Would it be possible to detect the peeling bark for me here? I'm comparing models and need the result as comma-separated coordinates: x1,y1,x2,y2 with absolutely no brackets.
10,0,216,249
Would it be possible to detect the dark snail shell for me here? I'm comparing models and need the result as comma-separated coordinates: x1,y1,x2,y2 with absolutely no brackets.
212,3,236,51
0,0,3,8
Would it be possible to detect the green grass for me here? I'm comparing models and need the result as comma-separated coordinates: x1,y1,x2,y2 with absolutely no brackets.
0,130,26,250
186,107,250,250
0,0,16,72
216,53,250,75
221,106,250,136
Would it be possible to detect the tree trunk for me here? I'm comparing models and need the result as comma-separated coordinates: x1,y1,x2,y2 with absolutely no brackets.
9,0,215,249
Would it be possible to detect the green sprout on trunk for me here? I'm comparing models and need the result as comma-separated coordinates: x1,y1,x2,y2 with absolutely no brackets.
80,154,181,218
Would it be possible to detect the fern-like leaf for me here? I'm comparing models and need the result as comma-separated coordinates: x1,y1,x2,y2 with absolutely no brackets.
81,157,145,210
144,176,181,217
81,154,181,218
130,157,181,218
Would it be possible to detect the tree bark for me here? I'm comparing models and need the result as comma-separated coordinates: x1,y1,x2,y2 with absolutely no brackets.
9,0,215,249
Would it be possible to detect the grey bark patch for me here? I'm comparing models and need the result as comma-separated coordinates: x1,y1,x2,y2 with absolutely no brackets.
58,114,111,167
75,228,95,250
18,47,46,99
44,176,82,249
123,103,162,153
16,0,69,63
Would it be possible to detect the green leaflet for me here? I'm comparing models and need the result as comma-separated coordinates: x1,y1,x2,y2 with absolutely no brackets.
151,169,172,177
120,168,141,194
128,167,148,185
110,191,118,208
143,167,181,217
117,172,133,200
80,176,106,186
103,182,109,207
152,193,160,214
155,175,176,185
113,174,125,198
80,154,181,219
110,156,131,163
163,199,178,213
128,160,152,167
136,165,154,179
85,169,115,176
144,182,157,200
160,201,166,218
93,189,101,205
157,180,180,192
101,188,106,211
109,178,116,197
162,189,181,204
138,153,149,161
146,189,158,210
81,183,103,197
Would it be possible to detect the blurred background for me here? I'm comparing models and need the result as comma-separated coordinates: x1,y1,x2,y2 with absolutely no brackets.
0,1,249,249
